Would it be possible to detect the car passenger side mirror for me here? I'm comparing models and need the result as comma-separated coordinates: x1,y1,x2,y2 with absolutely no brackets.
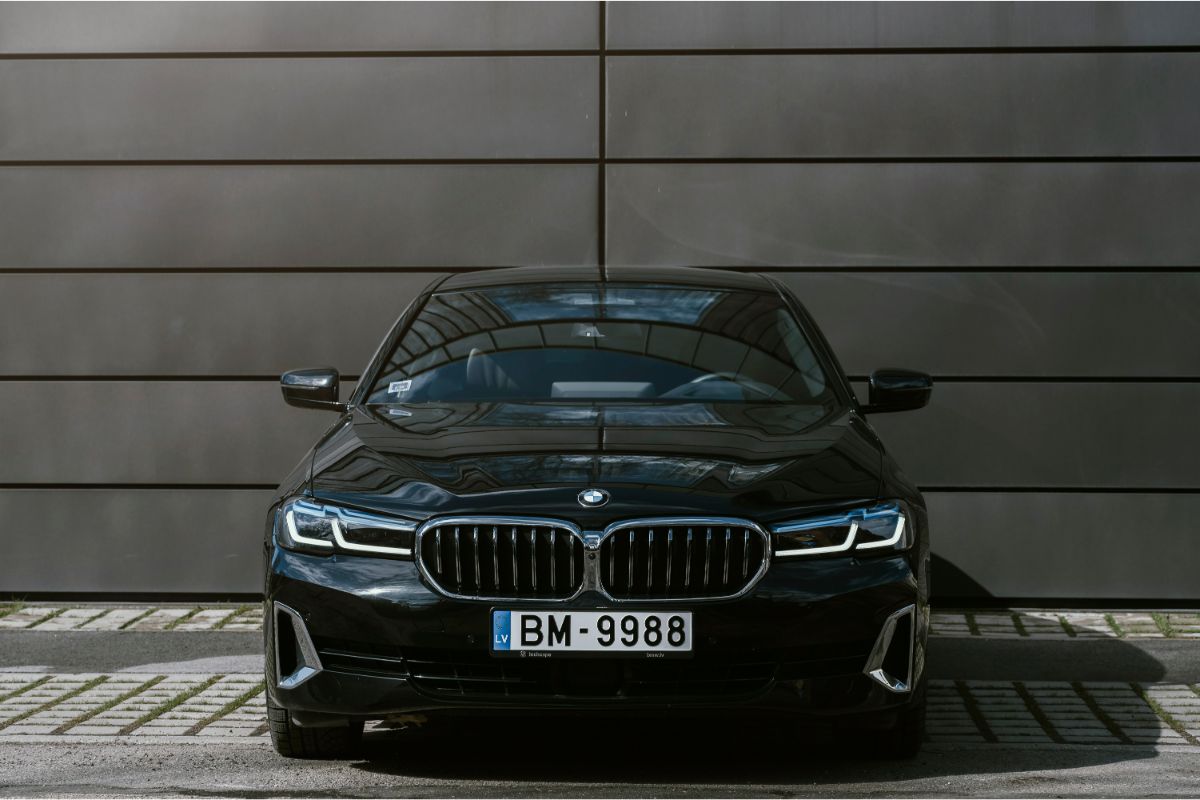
860,369,932,414
281,368,347,411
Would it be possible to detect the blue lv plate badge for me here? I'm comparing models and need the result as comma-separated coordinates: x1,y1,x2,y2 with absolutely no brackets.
492,610,512,651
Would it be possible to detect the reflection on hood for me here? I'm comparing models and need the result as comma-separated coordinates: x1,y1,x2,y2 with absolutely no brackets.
409,454,789,492
305,399,883,512
363,401,830,433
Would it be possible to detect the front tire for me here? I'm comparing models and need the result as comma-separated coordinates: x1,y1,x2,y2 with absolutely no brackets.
868,696,926,759
267,697,364,759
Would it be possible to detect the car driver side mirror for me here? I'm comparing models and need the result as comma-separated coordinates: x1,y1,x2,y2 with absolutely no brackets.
280,367,348,411
860,369,933,414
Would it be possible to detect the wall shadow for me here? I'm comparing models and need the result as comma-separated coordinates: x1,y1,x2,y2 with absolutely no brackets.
930,553,994,602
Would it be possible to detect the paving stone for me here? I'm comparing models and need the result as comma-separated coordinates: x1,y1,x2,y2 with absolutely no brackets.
0,725,59,735
197,726,256,736
125,609,191,631
70,725,125,735
28,608,109,631
1060,614,1119,636
173,609,238,631
928,725,982,734
131,725,191,735
0,608,64,629
79,608,156,631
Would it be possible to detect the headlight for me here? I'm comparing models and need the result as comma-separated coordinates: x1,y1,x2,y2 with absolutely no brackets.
277,498,416,558
772,502,909,557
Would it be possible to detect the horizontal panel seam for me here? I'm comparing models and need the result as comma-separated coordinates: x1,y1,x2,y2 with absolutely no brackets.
3,158,1200,167
605,46,1200,56
723,267,1200,274
0,50,603,60
0,160,599,167
608,157,1200,164
0,484,279,491
0,267,522,275
3,46,1199,60
0,376,361,382
1,267,1199,275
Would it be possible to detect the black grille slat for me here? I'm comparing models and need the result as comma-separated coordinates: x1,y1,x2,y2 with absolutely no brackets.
491,526,499,588
704,527,712,590
453,527,462,587
723,528,731,586
530,528,538,592
419,520,583,599
742,529,749,580
600,521,766,599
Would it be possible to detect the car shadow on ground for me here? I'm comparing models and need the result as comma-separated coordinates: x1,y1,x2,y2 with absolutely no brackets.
346,633,1171,788
347,713,1162,788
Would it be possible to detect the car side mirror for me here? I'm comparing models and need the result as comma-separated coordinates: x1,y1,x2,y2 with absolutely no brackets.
860,369,932,414
281,368,347,411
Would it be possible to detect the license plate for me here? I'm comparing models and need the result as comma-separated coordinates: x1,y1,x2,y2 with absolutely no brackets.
491,610,692,658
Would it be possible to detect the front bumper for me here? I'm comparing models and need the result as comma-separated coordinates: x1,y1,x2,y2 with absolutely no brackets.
265,547,926,722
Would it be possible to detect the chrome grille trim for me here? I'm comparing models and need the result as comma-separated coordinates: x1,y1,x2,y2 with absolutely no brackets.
417,515,770,603
597,517,771,602
416,516,585,602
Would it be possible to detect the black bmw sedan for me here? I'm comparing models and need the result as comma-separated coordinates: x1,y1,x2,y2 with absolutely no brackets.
266,266,932,759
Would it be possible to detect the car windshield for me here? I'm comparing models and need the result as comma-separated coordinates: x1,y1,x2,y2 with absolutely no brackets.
365,283,840,407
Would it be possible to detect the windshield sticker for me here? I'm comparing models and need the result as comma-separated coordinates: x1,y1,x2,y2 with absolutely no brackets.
388,380,412,395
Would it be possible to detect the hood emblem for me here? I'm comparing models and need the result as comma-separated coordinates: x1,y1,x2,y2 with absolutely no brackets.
578,488,610,508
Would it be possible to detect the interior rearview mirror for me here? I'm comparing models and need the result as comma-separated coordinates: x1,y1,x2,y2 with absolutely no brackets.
861,368,932,414
281,368,347,411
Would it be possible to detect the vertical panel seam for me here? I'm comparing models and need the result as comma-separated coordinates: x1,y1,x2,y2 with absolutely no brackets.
598,0,607,275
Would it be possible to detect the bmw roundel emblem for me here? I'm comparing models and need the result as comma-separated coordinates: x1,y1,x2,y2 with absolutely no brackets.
578,488,610,508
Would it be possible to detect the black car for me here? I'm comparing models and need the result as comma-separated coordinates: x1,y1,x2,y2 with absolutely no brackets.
266,266,932,759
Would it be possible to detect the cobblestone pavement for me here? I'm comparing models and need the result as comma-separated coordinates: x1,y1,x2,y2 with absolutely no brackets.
930,611,1200,639
1,672,1198,747
3,603,1198,639
0,604,262,632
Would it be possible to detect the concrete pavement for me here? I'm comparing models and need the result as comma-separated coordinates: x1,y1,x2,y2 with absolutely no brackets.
1,734,1198,797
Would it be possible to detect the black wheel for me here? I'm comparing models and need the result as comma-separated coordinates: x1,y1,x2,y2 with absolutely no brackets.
267,697,364,759
867,695,926,760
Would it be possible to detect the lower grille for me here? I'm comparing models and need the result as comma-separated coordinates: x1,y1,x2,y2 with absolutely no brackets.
405,648,776,700
314,639,408,679
599,521,768,599
312,638,874,702
417,518,585,600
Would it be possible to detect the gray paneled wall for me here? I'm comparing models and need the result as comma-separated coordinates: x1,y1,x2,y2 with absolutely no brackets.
1,1,1196,601
1,58,598,159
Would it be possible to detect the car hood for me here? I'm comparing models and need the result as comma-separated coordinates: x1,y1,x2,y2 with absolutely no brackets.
306,402,883,527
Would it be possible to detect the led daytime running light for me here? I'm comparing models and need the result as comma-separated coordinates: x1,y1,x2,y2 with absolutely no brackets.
772,503,906,557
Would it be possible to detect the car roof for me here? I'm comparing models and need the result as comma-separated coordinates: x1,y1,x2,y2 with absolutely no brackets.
435,265,777,293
